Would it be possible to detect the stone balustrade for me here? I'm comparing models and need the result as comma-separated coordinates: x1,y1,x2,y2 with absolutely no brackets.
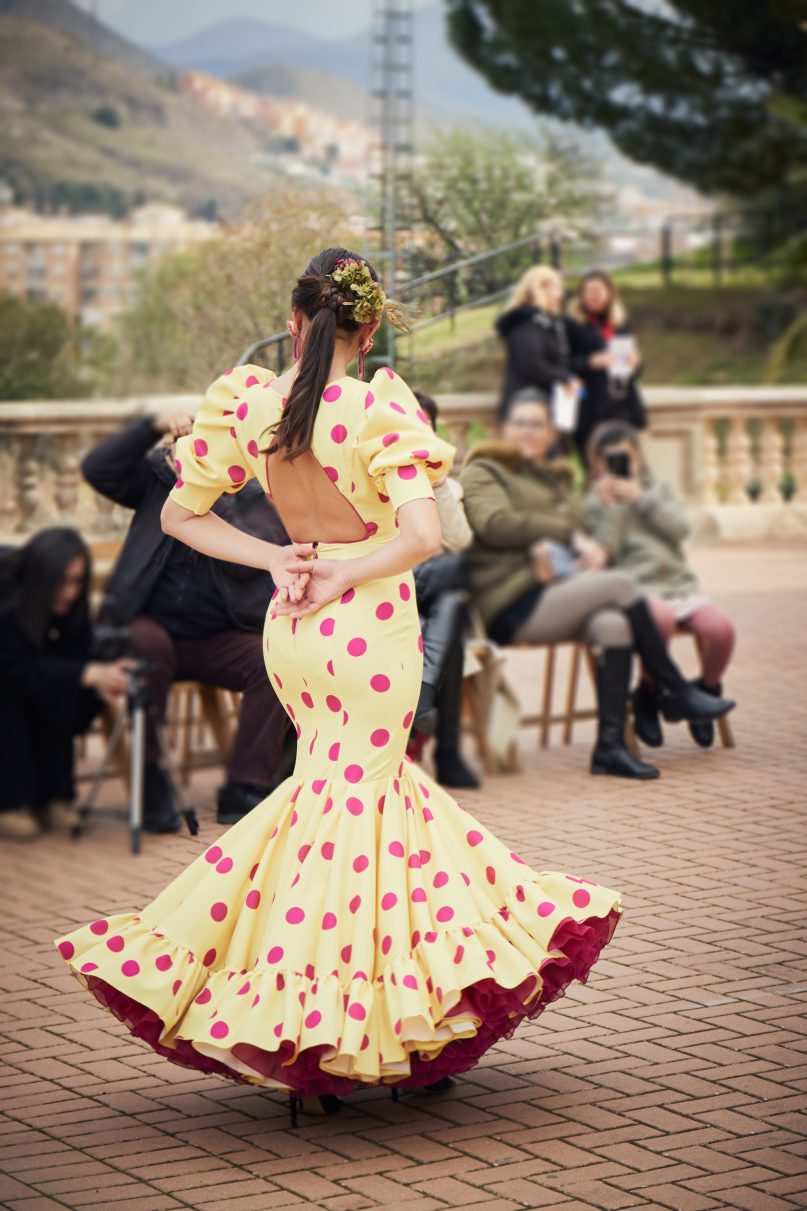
1,387,806,543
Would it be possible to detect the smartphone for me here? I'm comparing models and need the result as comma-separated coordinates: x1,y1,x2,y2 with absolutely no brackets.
606,451,631,478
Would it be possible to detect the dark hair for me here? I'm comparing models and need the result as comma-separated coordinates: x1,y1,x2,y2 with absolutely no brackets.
503,386,551,420
264,247,382,461
0,527,92,649
586,419,642,469
413,389,438,430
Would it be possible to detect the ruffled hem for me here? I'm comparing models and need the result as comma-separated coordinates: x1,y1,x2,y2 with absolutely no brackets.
55,892,620,1096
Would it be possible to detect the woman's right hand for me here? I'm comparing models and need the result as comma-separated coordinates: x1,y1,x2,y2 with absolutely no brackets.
589,351,613,370
272,559,354,620
82,659,137,706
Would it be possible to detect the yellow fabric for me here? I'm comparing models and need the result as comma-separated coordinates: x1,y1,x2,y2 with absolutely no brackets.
55,364,621,1093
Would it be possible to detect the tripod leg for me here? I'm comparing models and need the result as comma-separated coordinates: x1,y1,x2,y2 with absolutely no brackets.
130,702,145,855
153,715,198,838
73,710,127,839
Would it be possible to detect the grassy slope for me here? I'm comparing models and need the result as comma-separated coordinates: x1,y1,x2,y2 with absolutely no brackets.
0,17,276,213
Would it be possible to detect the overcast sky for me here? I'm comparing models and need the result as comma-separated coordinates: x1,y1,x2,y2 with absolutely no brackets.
77,0,437,44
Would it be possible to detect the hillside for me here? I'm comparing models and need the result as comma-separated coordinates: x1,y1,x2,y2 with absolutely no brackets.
0,0,164,78
0,15,279,215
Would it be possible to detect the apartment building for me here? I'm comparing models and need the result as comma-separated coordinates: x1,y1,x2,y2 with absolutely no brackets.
0,204,215,327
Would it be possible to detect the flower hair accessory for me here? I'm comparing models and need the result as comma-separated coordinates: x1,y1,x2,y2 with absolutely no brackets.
329,258,408,331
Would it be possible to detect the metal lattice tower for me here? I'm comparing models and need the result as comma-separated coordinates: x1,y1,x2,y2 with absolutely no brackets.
367,0,415,367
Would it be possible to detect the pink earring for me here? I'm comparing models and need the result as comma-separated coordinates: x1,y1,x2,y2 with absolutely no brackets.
357,337,373,381
287,319,301,363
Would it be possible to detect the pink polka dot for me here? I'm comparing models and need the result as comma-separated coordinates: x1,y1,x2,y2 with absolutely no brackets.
388,841,404,858
347,637,367,656
322,912,337,930
381,934,392,954
433,871,449,888
329,742,340,761
320,617,335,636
89,919,108,936
236,401,248,419
286,907,305,925
106,935,124,953
121,960,140,977
247,439,259,457
467,830,484,847
205,845,222,864
375,602,394,620
371,728,390,747
399,582,411,601
322,385,342,402
195,987,212,1004
305,1010,322,1029
417,635,424,652
210,902,228,922
193,438,208,457
297,844,311,863
398,465,418,480
381,892,398,910
267,946,284,963
370,674,390,692
330,424,347,443
345,764,363,783
215,857,233,874
436,906,454,923
311,778,326,793
347,797,364,817
203,948,217,967
322,842,335,860
228,465,246,483
155,954,173,971
80,961,97,973
210,1020,229,1039
349,894,361,914
364,391,375,409
244,374,259,387
403,974,418,990
58,940,74,959
348,1002,366,1020
340,588,355,605
486,866,496,884
572,888,592,908
324,466,338,482
511,852,526,865
403,710,414,728
301,691,314,708
341,944,352,963
453,945,465,964
537,901,556,917
411,448,430,459
382,432,400,447
245,890,261,910
237,981,250,996
326,694,341,713
365,521,378,537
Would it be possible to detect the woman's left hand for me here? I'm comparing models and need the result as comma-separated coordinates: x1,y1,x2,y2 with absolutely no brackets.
268,543,316,605
272,558,354,619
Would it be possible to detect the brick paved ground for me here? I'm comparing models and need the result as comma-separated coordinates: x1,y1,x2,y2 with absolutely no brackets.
1,541,806,1211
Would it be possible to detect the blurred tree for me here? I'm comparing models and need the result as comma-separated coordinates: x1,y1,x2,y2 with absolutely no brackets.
408,125,605,294
0,293,81,399
117,186,351,391
445,0,807,200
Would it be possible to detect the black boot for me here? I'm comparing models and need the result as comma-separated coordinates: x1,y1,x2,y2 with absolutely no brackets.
632,681,664,747
688,677,723,747
414,586,468,734
624,600,735,724
143,762,182,833
590,648,660,780
434,637,481,789
216,781,270,826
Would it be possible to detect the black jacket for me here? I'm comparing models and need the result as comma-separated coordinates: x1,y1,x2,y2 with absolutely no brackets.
82,417,288,631
566,318,647,461
495,305,573,417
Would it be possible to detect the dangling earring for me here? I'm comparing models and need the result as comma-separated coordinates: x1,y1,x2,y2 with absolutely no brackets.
357,337,373,382
287,319,301,363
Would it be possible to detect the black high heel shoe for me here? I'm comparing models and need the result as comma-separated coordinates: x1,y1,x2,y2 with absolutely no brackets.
389,1075,456,1103
288,1093,342,1128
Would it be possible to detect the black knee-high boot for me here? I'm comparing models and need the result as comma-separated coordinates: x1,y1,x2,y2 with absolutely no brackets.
623,600,735,724
414,589,467,733
434,638,480,789
591,647,660,780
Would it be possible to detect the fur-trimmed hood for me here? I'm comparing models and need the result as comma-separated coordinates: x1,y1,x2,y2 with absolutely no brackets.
462,439,576,484
495,304,563,339
568,297,628,328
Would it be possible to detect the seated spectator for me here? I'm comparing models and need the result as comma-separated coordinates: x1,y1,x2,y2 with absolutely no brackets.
81,409,295,831
567,270,647,461
459,390,734,780
585,420,736,748
410,391,479,789
0,528,132,840
495,264,582,419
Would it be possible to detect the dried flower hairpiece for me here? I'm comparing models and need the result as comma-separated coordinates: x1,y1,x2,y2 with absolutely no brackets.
329,258,408,331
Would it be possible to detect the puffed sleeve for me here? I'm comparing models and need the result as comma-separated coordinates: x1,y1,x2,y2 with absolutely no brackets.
355,368,455,510
168,366,258,516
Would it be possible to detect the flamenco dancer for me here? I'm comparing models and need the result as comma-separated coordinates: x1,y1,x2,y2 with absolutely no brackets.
55,249,622,1123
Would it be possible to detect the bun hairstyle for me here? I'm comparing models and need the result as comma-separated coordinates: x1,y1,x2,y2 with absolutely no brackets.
264,247,403,461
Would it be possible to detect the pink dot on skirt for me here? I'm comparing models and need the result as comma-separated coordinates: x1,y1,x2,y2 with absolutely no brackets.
155,954,173,971
121,960,140,977
322,385,342,402
58,940,74,959
347,638,367,656
436,906,454,923
195,987,212,1004
403,974,418,989
537,901,556,917
322,912,337,930
345,764,363,783
572,888,592,908
89,919,108,935
340,588,355,605
203,948,217,966
453,945,464,964
349,894,361,913
106,935,124,952
353,854,369,873
411,887,427,903
376,602,394,620
267,946,284,963
322,842,335,860
348,1002,366,1020
326,694,341,712
205,846,223,864
215,857,233,874
388,841,404,858
467,830,483,847
347,796,364,816
320,617,335,636
245,890,261,909
210,1020,229,1039
381,934,392,954
286,907,305,925
80,961,97,972
371,728,389,747
210,902,228,922
305,1010,322,1028
381,892,397,910
370,674,390,692
403,710,414,728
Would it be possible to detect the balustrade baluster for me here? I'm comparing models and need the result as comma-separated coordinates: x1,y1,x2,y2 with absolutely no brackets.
725,417,752,505
758,418,784,504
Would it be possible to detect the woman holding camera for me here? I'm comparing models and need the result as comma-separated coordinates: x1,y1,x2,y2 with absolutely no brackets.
459,391,734,780
0,528,134,839
585,421,736,749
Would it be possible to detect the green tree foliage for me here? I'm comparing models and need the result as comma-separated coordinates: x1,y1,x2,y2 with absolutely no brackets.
117,186,351,391
0,292,81,399
445,0,807,199
408,125,605,294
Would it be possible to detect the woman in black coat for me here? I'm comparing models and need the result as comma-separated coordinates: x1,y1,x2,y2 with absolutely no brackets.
0,528,132,839
495,264,582,418
567,270,647,462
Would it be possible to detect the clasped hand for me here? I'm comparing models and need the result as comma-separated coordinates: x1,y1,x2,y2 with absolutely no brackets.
270,547,354,620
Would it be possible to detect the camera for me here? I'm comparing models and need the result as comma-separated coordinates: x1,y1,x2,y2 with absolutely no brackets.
606,451,631,478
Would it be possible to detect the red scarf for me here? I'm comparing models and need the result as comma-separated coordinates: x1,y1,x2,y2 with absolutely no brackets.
584,310,614,342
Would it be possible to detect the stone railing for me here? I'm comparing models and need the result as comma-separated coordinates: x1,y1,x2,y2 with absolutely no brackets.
1,387,806,543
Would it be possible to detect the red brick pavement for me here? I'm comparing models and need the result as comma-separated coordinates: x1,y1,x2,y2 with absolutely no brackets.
1,542,806,1211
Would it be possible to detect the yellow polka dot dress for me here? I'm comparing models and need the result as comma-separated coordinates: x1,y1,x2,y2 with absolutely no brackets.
55,365,621,1094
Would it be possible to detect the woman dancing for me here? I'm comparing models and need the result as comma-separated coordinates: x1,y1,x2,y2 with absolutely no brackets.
55,249,622,1122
